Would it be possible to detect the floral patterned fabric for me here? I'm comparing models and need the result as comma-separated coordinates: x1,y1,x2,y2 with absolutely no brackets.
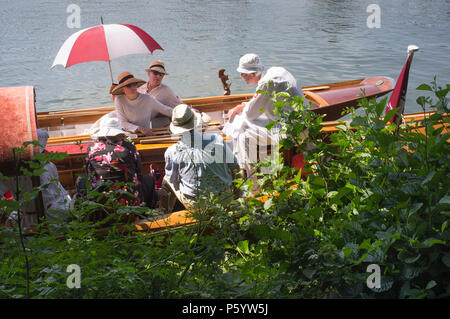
86,139,143,204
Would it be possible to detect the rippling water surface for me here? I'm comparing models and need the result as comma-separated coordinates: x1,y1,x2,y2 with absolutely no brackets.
0,0,449,114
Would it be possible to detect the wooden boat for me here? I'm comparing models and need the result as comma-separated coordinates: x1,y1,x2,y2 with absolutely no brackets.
32,76,394,188
38,76,393,130
0,76,399,234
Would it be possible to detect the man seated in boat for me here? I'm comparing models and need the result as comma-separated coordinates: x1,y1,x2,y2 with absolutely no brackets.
111,72,173,136
225,53,302,185
83,117,156,208
159,104,239,213
137,60,182,128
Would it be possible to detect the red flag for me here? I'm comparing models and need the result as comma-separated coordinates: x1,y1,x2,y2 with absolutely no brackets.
385,45,419,125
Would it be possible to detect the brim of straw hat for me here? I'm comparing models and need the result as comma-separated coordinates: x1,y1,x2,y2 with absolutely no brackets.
145,66,169,75
91,127,127,139
111,78,146,95
170,111,211,135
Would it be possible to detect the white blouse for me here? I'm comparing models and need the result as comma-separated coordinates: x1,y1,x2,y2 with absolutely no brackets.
115,93,173,132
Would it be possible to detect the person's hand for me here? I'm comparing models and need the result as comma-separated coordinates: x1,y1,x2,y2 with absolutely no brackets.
136,127,154,136
228,103,245,122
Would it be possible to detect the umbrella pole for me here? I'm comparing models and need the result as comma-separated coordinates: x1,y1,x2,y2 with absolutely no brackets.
108,60,114,84
100,16,114,84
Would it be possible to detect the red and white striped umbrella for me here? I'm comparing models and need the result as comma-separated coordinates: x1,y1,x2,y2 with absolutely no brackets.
51,23,163,82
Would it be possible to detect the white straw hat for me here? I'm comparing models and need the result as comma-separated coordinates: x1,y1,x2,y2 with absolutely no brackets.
91,117,127,139
236,53,264,74
170,104,211,135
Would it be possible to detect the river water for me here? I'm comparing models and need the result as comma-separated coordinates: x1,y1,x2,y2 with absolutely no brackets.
0,0,449,114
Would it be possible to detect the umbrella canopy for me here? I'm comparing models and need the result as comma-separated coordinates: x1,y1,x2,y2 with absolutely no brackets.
51,23,163,81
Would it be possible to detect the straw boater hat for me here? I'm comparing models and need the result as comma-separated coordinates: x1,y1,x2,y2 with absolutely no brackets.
111,72,146,95
145,60,169,75
170,104,211,135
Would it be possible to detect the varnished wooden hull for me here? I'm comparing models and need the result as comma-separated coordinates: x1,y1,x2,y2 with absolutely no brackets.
37,76,394,129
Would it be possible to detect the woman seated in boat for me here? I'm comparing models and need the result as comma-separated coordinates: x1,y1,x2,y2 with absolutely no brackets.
137,60,182,128
111,72,173,136
84,117,156,208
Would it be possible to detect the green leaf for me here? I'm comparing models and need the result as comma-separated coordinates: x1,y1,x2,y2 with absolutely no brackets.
398,250,421,264
442,253,450,267
416,84,433,91
342,247,353,258
425,280,437,290
408,202,423,218
237,240,250,255
422,238,446,247
439,195,450,205
421,171,436,185
441,220,448,233
401,265,423,280
376,100,386,117
359,239,371,250
326,191,338,199
384,108,399,124
302,269,316,280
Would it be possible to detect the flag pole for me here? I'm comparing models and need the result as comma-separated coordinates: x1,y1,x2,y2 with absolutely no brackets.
385,44,420,129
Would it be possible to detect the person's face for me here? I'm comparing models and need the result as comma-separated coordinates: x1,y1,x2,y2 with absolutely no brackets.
123,82,138,97
147,70,165,87
240,72,259,85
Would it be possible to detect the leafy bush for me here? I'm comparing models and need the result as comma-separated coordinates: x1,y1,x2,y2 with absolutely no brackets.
0,79,448,299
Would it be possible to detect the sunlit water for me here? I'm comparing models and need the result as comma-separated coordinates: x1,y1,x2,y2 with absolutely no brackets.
0,0,449,114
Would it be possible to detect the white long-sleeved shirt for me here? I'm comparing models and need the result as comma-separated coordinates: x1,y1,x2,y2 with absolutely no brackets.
137,83,182,108
242,66,302,125
115,93,173,132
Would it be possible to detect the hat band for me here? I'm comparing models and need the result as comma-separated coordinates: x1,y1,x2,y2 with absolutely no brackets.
240,64,261,72
119,74,134,84
150,64,165,70
173,112,194,126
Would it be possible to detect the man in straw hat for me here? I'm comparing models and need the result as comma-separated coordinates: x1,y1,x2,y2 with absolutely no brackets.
138,60,182,128
224,53,302,186
84,117,156,208
159,104,239,213
112,71,173,136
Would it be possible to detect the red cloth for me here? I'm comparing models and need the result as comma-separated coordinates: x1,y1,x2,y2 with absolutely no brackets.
291,152,311,178
45,143,90,155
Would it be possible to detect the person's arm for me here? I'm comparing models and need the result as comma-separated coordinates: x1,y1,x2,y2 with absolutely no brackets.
241,91,272,121
163,85,182,107
115,97,140,133
228,103,246,122
148,95,173,118
164,149,180,190
228,89,271,122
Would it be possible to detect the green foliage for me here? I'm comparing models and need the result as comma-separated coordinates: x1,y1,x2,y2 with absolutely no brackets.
0,78,448,299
